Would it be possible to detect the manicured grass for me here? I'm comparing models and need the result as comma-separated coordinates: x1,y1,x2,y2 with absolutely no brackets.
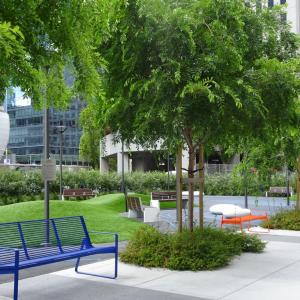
0,194,147,243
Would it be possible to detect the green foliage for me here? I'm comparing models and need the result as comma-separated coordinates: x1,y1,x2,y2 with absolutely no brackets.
96,0,300,152
0,169,293,204
120,227,265,271
0,0,105,105
263,210,300,231
91,0,300,230
79,102,101,168
204,172,290,196
0,21,39,102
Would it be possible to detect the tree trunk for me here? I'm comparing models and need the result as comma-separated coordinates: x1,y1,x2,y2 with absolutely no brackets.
176,146,183,232
188,147,196,231
297,155,300,210
198,144,205,229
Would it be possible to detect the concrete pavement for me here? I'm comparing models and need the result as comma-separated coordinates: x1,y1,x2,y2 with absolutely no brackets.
2,234,300,300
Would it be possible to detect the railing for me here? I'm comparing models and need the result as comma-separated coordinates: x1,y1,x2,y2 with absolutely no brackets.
205,163,236,174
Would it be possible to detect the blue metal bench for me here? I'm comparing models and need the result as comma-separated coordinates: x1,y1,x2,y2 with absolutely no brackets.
0,216,118,300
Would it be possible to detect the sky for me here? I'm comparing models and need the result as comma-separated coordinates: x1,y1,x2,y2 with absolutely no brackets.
14,87,31,106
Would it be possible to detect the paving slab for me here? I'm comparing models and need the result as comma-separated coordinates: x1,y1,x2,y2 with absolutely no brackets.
1,240,300,299
0,274,203,300
49,241,300,300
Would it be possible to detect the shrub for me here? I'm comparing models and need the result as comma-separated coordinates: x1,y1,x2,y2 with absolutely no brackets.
0,168,293,205
120,227,265,271
262,209,300,231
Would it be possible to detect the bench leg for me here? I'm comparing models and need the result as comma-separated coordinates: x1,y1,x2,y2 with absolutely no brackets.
13,269,19,300
75,252,118,279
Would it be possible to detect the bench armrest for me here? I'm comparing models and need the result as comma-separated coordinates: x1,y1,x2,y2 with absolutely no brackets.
89,231,118,235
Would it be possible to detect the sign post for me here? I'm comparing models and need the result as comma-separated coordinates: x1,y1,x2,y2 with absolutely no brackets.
42,159,56,182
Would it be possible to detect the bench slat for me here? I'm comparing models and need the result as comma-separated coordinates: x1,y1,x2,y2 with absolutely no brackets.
63,189,95,198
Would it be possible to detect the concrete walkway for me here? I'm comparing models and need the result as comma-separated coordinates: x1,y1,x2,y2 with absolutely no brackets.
2,233,300,300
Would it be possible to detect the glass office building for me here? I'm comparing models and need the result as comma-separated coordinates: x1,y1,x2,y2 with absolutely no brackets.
6,90,86,165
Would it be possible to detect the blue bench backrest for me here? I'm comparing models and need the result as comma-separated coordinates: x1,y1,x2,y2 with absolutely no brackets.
0,216,91,265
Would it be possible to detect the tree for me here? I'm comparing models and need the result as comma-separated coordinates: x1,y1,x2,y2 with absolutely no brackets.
95,0,300,230
0,0,106,106
79,102,101,169
0,22,39,102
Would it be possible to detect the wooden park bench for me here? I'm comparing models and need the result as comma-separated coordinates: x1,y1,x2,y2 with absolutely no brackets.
0,216,118,300
127,196,144,218
62,188,95,200
150,191,188,210
265,186,293,197
127,196,159,223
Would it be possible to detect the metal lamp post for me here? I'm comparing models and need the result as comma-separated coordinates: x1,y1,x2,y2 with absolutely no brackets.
55,125,67,200
121,141,128,212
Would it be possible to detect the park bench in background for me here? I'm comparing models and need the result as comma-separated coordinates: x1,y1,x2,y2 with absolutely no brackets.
127,196,159,223
0,216,118,300
265,186,293,197
62,188,95,200
150,191,188,210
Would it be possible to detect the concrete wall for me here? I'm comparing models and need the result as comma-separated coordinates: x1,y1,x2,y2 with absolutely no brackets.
286,0,300,34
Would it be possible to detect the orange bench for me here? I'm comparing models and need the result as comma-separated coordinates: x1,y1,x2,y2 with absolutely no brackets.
221,213,269,232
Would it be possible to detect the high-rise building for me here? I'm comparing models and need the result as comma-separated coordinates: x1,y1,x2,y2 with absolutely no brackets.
6,91,86,165
269,0,300,34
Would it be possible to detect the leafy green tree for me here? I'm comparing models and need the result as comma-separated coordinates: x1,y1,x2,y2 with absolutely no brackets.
95,0,300,230
0,22,39,102
0,0,105,106
79,102,101,169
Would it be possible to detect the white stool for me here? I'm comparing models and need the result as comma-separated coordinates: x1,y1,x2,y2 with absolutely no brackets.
144,207,160,223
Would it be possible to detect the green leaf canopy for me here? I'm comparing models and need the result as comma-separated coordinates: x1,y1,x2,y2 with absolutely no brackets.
98,0,300,152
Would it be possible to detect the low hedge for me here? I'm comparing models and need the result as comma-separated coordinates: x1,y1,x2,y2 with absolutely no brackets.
0,169,294,204
262,209,300,231
120,227,265,271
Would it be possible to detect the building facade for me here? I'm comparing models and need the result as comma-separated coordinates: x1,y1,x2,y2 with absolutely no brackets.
6,91,86,165
268,0,300,34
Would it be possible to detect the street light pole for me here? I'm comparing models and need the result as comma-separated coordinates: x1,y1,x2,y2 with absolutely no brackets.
121,141,128,212
167,154,170,191
286,166,290,206
44,109,50,218
55,126,67,200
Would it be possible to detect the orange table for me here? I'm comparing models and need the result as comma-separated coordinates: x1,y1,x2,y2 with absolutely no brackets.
221,213,269,232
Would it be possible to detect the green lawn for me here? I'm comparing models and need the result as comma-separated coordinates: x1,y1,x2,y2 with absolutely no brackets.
0,194,148,243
